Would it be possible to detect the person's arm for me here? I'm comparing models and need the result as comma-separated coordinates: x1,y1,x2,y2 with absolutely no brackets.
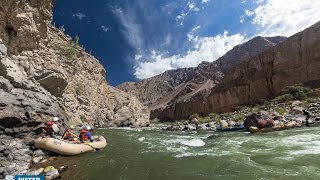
86,132,93,142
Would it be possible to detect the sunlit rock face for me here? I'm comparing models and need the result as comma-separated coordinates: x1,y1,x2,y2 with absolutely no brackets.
0,0,150,137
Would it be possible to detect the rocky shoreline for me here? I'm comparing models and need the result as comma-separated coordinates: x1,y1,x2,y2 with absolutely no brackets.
1,99,319,179
0,134,66,179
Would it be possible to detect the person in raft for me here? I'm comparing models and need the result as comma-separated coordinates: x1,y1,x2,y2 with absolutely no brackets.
46,117,62,138
79,126,94,142
62,125,78,141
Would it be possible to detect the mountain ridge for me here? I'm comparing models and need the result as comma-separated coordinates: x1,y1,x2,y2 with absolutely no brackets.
117,35,287,120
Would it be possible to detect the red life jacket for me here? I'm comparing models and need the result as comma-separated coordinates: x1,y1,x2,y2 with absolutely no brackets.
267,119,275,127
258,119,267,128
47,121,55,131
80,129,89,141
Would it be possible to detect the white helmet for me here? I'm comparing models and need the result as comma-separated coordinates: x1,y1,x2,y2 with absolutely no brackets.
85,126,91,131
52,117,59,122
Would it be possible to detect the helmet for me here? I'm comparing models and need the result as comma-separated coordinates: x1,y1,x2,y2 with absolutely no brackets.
52,117,59,122
69,125,75,129
85,126,91,131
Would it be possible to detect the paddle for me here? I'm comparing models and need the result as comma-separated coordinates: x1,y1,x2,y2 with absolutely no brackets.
84,142,101,151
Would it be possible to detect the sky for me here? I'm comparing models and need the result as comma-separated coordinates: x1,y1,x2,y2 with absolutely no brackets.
53,0,320,86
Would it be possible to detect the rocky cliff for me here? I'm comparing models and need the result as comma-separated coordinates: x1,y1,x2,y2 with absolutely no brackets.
0,0,149,138
118,35,286,120
157,21,320,120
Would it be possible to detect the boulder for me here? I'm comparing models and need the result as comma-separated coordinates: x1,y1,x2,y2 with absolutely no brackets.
183,124,196,130
291,100,302,107
32,156,43,164
219,120,229,128
33,149,46,157
208,122,216,128
28,168,44,175
36,72,68,98
45,169,60,180
292,106,304,114
243,111,272,131
0,41,7,57
196,124,210,130
0,76,13,92
228,120,236,127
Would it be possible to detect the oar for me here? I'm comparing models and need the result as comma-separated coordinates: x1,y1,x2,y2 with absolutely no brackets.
66,130,100,150
84,142,101,151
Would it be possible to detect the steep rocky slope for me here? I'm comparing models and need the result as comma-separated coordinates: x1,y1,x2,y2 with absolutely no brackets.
0,0,149,138
157,21,320,120
118,36,286,120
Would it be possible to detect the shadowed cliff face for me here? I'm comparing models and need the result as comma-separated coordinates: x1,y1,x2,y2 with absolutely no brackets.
0,0,149,137
156,22,320,120
118,35,287,121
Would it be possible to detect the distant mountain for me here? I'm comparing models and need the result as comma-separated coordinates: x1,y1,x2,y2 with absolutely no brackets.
117,36,287,120
154,21,320,120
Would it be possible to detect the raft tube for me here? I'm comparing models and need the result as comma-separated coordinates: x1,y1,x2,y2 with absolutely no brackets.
35,136,107,155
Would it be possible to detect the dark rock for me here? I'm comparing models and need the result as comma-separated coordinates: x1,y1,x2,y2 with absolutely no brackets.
33,149,46,157
33,123,46,135
4,128,14,136
58,166,68,173
3,150,10,157
243,114,259,131
45,169,60,180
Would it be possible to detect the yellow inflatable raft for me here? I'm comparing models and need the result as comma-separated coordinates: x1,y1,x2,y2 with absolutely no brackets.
35,136,107,155
250,121,297,133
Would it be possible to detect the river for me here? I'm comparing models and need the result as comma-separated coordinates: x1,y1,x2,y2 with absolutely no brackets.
51,127,320,180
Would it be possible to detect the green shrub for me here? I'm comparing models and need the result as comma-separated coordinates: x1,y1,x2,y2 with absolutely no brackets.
272,85,312,103
190,113,200,119
208,112,219,118
274,107,287,115
232,113,245,122
272,94,294,103
197,117,212,124
80,115,86,123
57,36,80,62
279,85,311,101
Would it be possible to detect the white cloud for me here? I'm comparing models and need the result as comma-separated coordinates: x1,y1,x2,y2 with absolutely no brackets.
187,2,200,12
72,12,86,20
202,0,210,3
176,12,187,20
187,26,201,42
176,2,201,25
134,31,246,79
101,25,110,32
252,0,320,37
240,16,245,23
112,6,145,52
245,10,253,17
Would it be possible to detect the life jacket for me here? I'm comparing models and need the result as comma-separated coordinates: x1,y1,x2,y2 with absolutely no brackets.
80,129,89,141
63,128,73,140
258,119,267,128
266,119,275,127
47,121,55,131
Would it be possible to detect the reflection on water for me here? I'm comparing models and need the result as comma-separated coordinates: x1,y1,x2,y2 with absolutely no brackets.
45,127,320,180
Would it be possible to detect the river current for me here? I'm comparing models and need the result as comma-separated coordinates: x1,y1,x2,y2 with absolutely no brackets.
53,127,320,180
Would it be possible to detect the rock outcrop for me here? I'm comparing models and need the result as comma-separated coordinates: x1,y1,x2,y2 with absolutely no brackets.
157,21,320,120
0,0,149,138
118,36,286,121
